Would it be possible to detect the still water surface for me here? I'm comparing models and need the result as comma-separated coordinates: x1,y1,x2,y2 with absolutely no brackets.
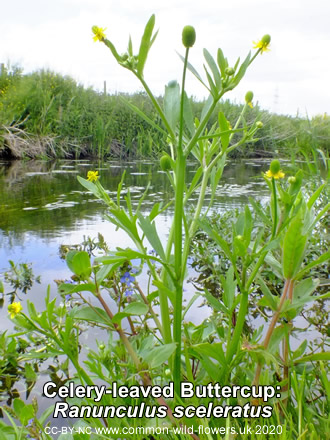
0,158,270,327
0,158,319,429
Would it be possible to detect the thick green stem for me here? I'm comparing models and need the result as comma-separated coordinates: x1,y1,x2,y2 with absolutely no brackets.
172,143,186,396
173,48,189,396
271,177,278,238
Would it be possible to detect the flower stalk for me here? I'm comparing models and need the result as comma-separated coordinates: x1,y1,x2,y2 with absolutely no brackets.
172,46,189,395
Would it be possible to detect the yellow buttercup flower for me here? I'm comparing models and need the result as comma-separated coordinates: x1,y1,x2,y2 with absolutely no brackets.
264,159,285,179
253,34,271,53
87,170,99,182
92,26,107,42
264,170,285,179
8,302,23,319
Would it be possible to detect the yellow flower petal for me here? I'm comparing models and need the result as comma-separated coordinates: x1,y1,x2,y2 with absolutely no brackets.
87,171,99,182
253,40,270,53
92,26,107,42
274,171,285,179
8,302,23,319
264,169,285,179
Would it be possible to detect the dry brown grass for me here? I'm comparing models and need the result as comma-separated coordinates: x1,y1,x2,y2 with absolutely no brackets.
0,124,69,158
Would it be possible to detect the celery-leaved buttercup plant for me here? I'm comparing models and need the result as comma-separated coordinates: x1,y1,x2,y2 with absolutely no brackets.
83,16,268,396
5,15,329,439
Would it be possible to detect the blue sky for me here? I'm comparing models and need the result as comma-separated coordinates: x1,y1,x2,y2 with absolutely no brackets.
1,0,330,116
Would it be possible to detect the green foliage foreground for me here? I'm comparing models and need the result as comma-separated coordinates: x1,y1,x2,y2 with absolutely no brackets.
1,16,329,440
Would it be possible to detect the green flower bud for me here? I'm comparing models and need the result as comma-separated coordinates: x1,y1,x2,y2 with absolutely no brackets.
261,34,271,45
245,91,254,103
225,67,235,76
160,154,172,171
182,25,196,48
99,344,105,350
256,121,263,129
270,159,281,175
288,176,296,184
121,53,128,61
168,80,178,88
236,235,243,241
92,26,98,34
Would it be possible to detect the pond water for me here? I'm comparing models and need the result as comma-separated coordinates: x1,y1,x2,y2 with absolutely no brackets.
0,158,270,327
0,158,323,430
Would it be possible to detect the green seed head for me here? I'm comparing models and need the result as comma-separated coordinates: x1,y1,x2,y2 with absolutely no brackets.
92,25,98,34
270,159,281,175
160,154,172,171
261,34,271,45
182,25,196,48
245,91,254,103
225,67,235,76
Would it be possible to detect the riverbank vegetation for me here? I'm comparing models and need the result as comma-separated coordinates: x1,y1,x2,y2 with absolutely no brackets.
1,63,329,160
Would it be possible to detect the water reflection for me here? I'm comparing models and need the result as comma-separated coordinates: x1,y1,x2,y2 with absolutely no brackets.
0,158,270,325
